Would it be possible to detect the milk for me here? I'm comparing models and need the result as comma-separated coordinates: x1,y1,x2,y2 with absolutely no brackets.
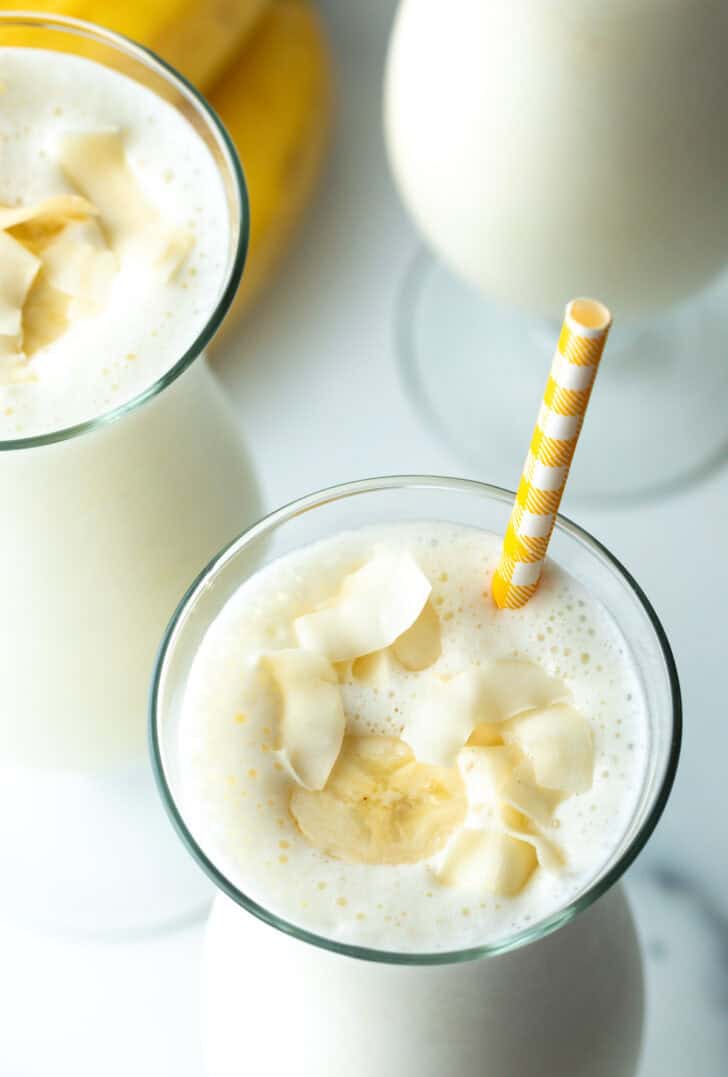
178,523,648,953
0,42,259,931
385,0,728,320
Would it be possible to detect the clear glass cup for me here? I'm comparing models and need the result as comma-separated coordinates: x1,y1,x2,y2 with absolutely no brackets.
385,1,728,502
151,477,681,1075
0,13,261,935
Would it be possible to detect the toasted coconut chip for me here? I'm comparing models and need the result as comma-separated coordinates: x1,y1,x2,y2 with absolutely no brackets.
457,745,519,822
349,649,395,691
501,817,564,873
59,129,193,279
401,670,485,768
456,745,564,870
504,704,593,795
402,659,572,768
294,553,431,663
436,828,538,896
392,600,442,671
22,274,71,357
473,659,572,724
0,193,97,232
262,649,345,792
0,231,40,336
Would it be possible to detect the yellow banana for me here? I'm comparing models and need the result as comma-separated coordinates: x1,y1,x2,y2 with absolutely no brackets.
0,0,271,90
209,0,333,323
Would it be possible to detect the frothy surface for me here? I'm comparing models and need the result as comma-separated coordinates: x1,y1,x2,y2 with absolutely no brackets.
0,48,229,439
178,523,649,953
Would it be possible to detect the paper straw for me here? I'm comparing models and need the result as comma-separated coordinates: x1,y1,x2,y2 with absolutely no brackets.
492,298,612,610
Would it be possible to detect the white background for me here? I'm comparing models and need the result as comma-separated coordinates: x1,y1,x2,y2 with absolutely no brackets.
2,2,726,1074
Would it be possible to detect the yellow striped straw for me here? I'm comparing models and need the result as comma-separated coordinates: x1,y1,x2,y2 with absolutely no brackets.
492,298,612,610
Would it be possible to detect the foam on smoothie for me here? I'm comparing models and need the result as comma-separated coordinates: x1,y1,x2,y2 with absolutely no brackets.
177,522,649,953
0,47,229,438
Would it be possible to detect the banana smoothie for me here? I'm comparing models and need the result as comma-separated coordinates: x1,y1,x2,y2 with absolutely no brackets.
0,24,259,932
0,45,259,769
177,522,648,952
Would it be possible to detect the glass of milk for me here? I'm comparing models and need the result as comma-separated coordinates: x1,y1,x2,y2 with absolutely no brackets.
0,14,261,934
151,477,681,1075
385,1,728,501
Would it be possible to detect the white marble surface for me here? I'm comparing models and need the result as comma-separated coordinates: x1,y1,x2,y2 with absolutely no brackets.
1,2,726,1074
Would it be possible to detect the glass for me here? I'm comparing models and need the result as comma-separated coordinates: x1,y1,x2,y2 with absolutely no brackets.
0,13,260,935
385,1,728,503
151,477,680,1074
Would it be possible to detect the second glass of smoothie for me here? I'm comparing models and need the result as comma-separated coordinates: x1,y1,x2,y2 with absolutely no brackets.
0,14,260,934
385,0,728,501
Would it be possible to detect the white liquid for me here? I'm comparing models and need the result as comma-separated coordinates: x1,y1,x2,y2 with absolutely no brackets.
385,0,728,320
0,360,260,770
179,523,649,953
0,47,228,438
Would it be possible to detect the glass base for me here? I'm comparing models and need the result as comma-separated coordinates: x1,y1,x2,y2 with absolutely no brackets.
396,251,728,503
0,760,211,938
202,887,643,1077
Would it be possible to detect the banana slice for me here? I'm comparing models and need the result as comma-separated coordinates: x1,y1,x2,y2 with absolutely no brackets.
392,600,442,671
504,704,593,794
0,231,40,336
59,130,192,279
289,734,466,864
437,828,538,896
262,649,345,791
294,553,431,663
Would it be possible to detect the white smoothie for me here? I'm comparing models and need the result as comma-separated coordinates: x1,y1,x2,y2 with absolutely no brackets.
178,523,648,953
0,47,259,773
0,47,228,437
385,0,728,320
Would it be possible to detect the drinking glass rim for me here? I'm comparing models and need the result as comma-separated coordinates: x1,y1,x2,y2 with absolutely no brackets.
0,10,249,453
150,475,682,966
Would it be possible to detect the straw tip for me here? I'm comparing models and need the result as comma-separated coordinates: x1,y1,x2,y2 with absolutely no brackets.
566,298,612,334
492,568,541,610
491,570,510,610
